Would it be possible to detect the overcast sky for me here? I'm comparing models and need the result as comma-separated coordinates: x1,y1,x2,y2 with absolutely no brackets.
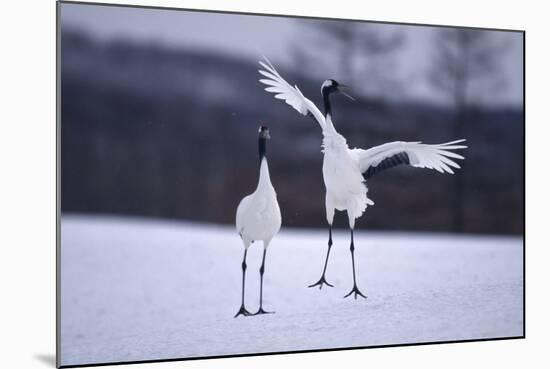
60,2,523,107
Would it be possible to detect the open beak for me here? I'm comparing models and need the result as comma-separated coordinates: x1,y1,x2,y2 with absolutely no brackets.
338,85,355,101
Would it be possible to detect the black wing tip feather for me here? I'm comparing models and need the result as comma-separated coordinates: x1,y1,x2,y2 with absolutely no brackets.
363,152,410,180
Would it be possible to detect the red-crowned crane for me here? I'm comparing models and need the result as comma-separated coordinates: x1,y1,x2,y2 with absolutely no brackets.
235,126,282,316
259,58,466,299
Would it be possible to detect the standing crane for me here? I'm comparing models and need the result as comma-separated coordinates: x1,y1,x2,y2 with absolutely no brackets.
235,126,282,316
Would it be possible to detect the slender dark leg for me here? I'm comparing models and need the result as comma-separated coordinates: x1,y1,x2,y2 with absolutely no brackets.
344,229,367,300
255,248,274,315
234,249,252,317
308,226,335,289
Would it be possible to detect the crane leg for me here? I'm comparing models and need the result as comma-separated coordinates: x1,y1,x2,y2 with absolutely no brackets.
308,225,335,289
254,248,274,315
235,249,252,317
344,228,367,300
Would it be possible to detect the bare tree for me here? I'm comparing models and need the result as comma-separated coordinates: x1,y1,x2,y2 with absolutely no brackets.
293,20,404,99
428,28,508,232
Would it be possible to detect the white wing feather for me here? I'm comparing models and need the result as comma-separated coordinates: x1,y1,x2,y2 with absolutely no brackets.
259,57,326,129
235,195,251,236
355,139,467,175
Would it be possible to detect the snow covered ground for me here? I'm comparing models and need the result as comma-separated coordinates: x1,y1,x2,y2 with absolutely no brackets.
59,215,523,366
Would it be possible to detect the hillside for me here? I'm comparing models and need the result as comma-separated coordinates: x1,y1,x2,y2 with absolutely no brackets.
60,30,524,234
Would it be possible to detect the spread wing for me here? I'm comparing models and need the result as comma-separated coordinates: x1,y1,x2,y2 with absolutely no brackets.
258,57,326,130
353,139,467,179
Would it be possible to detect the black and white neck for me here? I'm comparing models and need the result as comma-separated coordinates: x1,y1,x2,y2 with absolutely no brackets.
323,91,333,119
257,126,273,188
258,126,270,162
321,79,338,119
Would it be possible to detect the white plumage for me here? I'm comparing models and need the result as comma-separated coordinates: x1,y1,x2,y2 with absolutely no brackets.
236,158,281,245
353,140,466,174
259,58,467,299
234,126,281,317
259,66,326,129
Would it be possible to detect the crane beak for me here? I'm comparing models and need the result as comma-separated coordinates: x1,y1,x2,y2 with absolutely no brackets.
337,85,355,101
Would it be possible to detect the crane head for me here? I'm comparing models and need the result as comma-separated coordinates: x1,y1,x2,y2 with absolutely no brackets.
321,79,355,101
258,125,271,139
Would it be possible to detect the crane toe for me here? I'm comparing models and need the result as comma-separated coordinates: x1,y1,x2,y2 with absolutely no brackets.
234,305,253,318
343,285,367,300
253,307,275,315
308,276,335,289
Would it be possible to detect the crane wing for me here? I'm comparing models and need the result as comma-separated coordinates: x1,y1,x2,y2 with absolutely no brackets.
259,57,326,129
353,139,467,179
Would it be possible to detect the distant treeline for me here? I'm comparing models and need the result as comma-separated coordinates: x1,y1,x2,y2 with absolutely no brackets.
60,30,524,234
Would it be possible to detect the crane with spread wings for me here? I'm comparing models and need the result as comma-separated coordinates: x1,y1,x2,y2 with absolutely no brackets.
259,58,467,299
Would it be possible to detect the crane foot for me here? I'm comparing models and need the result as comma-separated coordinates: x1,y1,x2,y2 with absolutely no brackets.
234,305,253,318
308,275,334,289
253,307,275,315
343,284,367,300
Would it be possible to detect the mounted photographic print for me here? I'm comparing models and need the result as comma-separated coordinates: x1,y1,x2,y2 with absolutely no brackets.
57,1,525,367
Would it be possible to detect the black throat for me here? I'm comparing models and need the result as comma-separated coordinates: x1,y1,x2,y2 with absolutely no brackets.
322,88,333,117
258,136,267,162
